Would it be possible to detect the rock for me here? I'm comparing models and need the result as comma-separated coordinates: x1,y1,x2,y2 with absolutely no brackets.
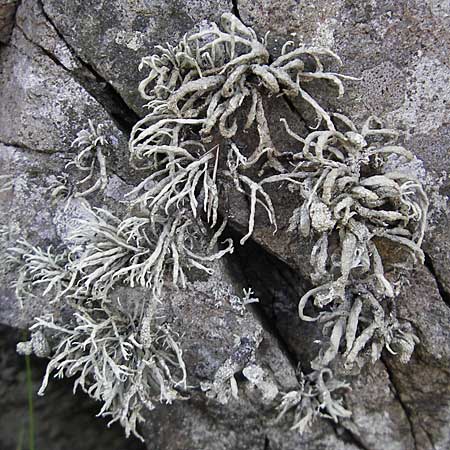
380,267,450,450
40,0,233,115
342,361,415,450
0,25,128,155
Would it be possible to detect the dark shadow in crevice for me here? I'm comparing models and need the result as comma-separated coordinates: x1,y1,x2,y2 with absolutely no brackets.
222,225,324,371
71,56,140,135
37,0,139,135
424,252,450,309
0,0,19,45
231,0,246,25
331,423,371,450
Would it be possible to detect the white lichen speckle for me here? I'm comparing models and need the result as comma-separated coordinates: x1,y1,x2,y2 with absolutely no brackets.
115,30,145,51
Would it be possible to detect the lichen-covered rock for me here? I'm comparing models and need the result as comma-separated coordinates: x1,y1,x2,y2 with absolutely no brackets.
0,1,449,450
234,0,450,296
370,266,450,450
40,0,233,115
0,324,146,450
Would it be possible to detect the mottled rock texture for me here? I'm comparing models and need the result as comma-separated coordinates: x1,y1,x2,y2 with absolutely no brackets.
0,1,449,450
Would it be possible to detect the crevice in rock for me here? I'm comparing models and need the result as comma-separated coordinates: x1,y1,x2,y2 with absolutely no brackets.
15,22,58,65
420,424,437,450
381,356,418,450
36,0,139,135
263,435,270,450
108,167,131,186
231,0,248,26
222,225,311,369
330,423,371,450
6,25,133,154
282,96,309,131
0,138,42,154
424,251,450,309
68,54,140,135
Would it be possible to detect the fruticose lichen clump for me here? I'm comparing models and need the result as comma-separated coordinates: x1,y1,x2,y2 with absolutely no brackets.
69,119,110,197
10,13,428,440
286,115,427,369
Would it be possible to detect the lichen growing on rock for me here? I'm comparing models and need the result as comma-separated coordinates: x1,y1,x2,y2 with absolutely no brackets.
285,115,427,367
69,120,110,198
9,13,429,441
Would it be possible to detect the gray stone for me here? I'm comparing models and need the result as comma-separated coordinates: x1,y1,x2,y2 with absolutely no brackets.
41,0,233,115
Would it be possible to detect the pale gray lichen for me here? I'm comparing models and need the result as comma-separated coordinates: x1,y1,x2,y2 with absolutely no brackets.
130,13,356,243
9,12,430,441
284,115,427,369
16,329,50,358
7,239,71,306
29,304,187,441
275,367,351,434
242,364,279,403
0,174,13,193
48,173,72,206
47,120,110,205
130,13,427,433
227,287,259,315
66,206,233,301
68,119,109,197
200,332,263,404
9,229,189,441
137,13,356,131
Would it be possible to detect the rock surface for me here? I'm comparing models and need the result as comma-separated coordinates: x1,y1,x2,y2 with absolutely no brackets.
0,1,449,450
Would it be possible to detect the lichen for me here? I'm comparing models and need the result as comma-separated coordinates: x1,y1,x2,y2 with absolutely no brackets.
9,231,190,440
285,115,427,368
201,332,263,404
19,304,187,441
275,367,351,434
0,173,13,192
8,13,429,441
68,119,109,198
